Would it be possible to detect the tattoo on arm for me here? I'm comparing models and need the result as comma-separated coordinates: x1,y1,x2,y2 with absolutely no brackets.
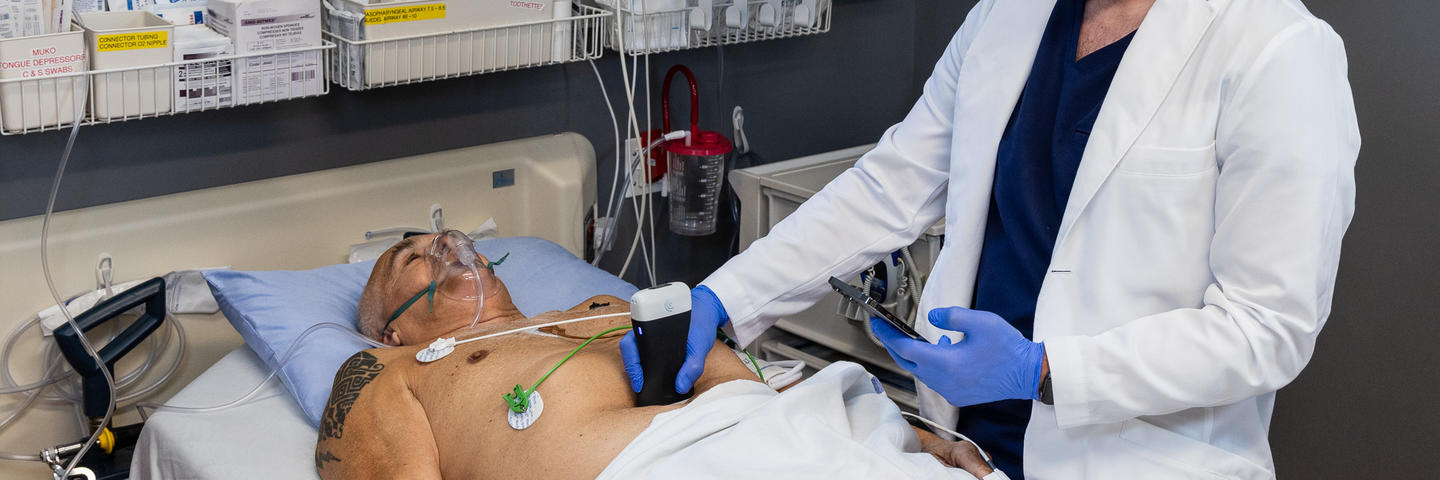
320,351,386,441
315,450,341,470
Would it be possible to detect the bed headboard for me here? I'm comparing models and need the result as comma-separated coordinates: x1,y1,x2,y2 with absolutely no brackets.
0,132,596,462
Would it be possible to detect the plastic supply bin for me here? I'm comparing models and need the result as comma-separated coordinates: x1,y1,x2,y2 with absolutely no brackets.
80,11,175,120
326,0,578,88
0,25,88,133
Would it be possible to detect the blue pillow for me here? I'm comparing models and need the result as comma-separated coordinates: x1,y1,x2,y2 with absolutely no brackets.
204,236,638,426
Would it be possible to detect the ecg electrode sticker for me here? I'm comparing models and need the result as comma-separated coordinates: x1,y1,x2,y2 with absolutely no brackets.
416,337,456,363
507,391,544,430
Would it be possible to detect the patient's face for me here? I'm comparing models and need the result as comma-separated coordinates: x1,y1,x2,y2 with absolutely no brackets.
359,232,515,345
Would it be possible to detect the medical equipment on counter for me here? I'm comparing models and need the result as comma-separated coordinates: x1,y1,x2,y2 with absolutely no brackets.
629,282,693,406
730,146,943,411
830,277,923,341
16,278,172,479
659,65,733,236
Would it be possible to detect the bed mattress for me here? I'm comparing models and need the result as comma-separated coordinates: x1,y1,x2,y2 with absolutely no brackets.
133,347,320,480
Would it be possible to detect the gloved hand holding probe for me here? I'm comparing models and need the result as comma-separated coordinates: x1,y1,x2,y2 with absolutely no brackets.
620,285,729,396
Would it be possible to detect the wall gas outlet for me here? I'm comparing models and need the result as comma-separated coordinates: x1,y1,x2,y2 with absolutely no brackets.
624,137,654,199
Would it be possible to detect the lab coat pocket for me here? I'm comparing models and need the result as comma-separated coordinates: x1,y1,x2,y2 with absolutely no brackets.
1116,143,1217,176
1118,418,1275,480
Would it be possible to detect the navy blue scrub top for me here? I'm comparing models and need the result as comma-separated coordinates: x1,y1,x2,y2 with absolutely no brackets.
958,0,1134,477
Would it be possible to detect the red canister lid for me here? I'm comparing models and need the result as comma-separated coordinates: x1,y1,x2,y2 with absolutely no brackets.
667,130,733,157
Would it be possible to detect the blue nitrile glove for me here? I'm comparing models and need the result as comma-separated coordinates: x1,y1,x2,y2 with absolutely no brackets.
870,306,1046,408
620,285,730,395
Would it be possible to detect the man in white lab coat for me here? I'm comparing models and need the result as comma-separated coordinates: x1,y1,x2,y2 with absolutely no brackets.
622,0,1359,477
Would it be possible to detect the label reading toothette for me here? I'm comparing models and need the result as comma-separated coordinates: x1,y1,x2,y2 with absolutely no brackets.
364,4,447,25
95,31,170,52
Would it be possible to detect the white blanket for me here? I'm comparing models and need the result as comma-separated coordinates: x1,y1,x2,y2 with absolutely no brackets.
598,362,982,479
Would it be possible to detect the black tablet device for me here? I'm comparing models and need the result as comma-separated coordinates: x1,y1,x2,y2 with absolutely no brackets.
829,276,924,340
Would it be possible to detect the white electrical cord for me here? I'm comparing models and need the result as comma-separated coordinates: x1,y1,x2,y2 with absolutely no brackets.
617,133,686,282
643,53,658,287
621,195,654,285
593,24,639,265
588,59,623,264
604,133,672,274
595,54,658,280
627,54,655,286
900,411,996,466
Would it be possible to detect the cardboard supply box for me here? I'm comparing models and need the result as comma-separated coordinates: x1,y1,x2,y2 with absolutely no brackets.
208,0,322,104
80,11,175,119
330,0,566,87
0,25,88,133
172,24,233,111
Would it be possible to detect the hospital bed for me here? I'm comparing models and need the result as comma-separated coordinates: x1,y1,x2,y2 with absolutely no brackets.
0,133,606,478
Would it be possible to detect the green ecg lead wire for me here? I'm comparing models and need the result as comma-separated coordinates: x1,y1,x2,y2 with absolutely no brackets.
502,326,769,414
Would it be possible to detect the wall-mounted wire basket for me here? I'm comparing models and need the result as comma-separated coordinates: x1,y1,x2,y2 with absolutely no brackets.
0,42,333,135
598,0,831,55
323,3,612,91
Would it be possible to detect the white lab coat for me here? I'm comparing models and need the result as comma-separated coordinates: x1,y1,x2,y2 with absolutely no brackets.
703,0,1359,477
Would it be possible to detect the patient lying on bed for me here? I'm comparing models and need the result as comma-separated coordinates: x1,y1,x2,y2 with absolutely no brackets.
315,233,996,479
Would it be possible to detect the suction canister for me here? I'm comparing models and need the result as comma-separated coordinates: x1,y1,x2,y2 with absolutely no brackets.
659,65,733,236
629,282,694,406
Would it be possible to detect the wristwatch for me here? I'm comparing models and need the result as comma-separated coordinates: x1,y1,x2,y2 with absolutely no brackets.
1038,373,1054,405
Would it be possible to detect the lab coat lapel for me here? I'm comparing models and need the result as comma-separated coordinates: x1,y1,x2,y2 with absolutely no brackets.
1053,0,1220,249
947,0,1054,215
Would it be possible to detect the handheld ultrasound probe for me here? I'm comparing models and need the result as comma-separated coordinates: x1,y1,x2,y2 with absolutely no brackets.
629,282,694,406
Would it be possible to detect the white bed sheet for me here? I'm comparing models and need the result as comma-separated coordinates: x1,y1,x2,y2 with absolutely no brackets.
133,347,319,480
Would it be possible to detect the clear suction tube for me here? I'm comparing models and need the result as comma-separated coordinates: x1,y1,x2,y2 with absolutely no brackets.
138,322,386,415
1,310,187,405
37,87,112,478
0,315,68,394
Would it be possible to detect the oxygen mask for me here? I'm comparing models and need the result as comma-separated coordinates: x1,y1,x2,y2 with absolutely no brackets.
385,230,488,334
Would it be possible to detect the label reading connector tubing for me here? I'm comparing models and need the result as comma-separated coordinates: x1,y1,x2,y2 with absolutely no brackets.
364,4,447,25
95,31,169,52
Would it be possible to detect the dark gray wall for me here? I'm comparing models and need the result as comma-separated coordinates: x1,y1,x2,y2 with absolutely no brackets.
1270,1,1440,477
0,0,1433,476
